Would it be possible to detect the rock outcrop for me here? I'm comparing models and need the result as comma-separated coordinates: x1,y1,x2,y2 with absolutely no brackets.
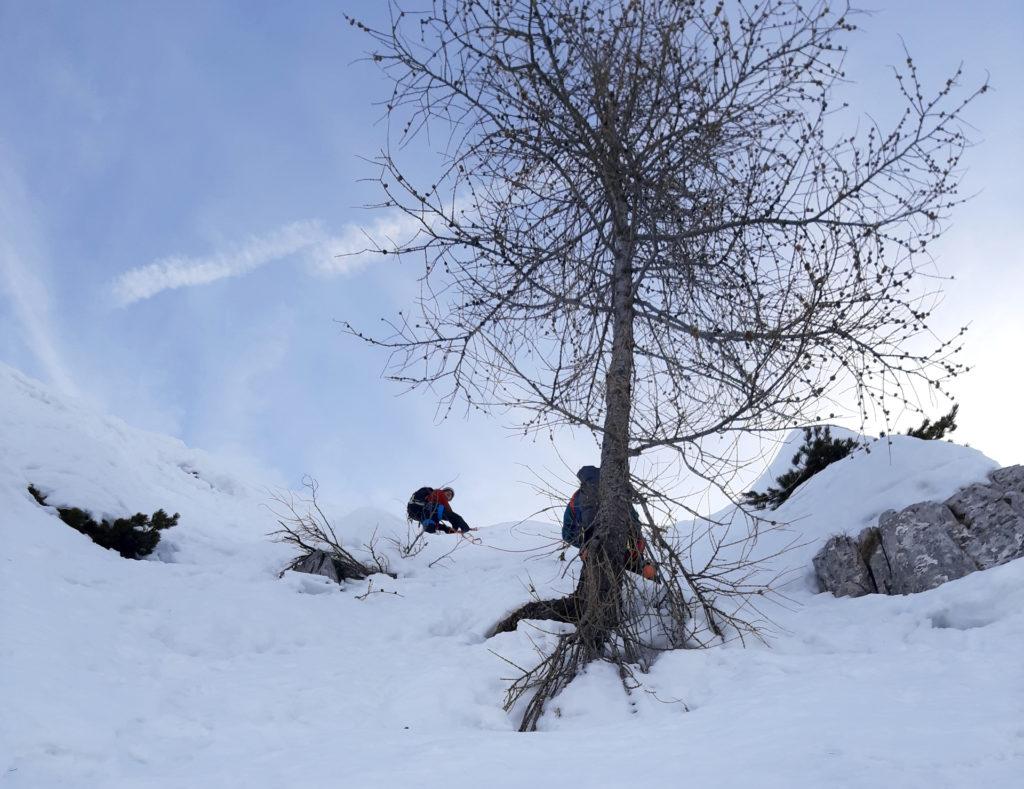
290,549,352,584
811,535,874,597
815,465,1024,597
287,548,395,583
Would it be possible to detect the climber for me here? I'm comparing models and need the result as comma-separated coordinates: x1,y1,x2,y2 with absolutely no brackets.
562,465,657,580
406,486,474,534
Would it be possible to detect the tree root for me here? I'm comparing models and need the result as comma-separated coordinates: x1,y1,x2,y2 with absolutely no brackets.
486,595,581,638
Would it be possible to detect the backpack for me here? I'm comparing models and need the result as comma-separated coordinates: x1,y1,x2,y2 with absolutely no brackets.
562,491,582,546
406,487,435,521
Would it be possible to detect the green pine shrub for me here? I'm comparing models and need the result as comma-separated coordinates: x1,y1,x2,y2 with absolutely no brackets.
28,485,179,559
743,426,859,510
906,404,959,440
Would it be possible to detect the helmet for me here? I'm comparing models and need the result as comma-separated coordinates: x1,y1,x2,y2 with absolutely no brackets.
442,486,455,500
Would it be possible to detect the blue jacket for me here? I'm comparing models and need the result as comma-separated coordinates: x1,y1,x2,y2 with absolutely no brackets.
562,465,600,547
562,465,645,547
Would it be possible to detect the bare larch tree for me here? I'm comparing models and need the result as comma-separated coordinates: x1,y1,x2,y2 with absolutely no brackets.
344,0,983,729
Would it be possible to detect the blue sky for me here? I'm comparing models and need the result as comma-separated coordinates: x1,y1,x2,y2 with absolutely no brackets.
1,1,1022,525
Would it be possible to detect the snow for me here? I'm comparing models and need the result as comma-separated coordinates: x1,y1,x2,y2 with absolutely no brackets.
1,361,1022,787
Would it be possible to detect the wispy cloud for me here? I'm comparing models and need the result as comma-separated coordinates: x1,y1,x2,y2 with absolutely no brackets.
0,237,79,396
111,213,422,307
0,151,78,395
307,214,423,277
111,220,325,306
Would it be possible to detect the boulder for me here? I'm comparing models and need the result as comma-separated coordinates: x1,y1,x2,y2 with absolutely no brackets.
989,464,1024,495
858,525,893,595
945,480,1024,569
876,502,978,594
290,549,349,584
813,465,1024,598
813,535,875,597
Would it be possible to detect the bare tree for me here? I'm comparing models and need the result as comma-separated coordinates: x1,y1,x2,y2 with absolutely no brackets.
345,0,984,729
385,520,430,558
270,477,393,580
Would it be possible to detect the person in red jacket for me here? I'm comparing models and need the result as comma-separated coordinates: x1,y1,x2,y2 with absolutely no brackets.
407,486,473,534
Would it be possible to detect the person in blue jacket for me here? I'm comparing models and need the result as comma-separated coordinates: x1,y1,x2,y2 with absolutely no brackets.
562,465,656,580
562,465,600,548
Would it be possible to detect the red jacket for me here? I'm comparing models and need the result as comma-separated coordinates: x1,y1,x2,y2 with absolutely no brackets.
426,489,451,507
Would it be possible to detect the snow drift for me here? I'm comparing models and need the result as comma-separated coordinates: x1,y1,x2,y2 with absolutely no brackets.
1,362,1021,788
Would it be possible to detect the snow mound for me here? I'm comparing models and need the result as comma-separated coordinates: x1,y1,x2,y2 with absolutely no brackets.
770,432,998,581
1,363,1021,787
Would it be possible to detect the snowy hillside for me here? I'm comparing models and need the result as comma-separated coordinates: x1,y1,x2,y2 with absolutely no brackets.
2,363,1022,788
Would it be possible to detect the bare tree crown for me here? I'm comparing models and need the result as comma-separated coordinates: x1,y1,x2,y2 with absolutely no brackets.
349,0,982,468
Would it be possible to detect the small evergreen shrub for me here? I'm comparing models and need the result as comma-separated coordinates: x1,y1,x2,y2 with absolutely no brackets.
906,404,958,441
743,426,859,510
28,485,179,559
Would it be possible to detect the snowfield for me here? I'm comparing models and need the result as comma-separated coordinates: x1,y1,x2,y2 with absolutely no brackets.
1,362,1022,788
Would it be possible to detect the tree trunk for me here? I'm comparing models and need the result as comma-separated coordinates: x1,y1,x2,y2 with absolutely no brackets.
599,203,635,547
575,185,635,654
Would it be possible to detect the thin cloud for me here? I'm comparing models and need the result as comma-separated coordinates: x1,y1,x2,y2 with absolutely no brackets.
111,220,324,306
112,213,423,307
0,237,79,396
308,213,423,276
0,151,78,395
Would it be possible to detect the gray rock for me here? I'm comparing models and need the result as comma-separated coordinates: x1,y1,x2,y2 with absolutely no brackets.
877,509,898,527
877,502,978,594
813,466,1024,599
857,525,893,594
813,535,876,597
290,549,347,584
989,464,1024,495
945,480,1024,569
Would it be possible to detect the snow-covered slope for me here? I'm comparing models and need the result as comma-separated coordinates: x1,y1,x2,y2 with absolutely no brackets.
2,363,1022,788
